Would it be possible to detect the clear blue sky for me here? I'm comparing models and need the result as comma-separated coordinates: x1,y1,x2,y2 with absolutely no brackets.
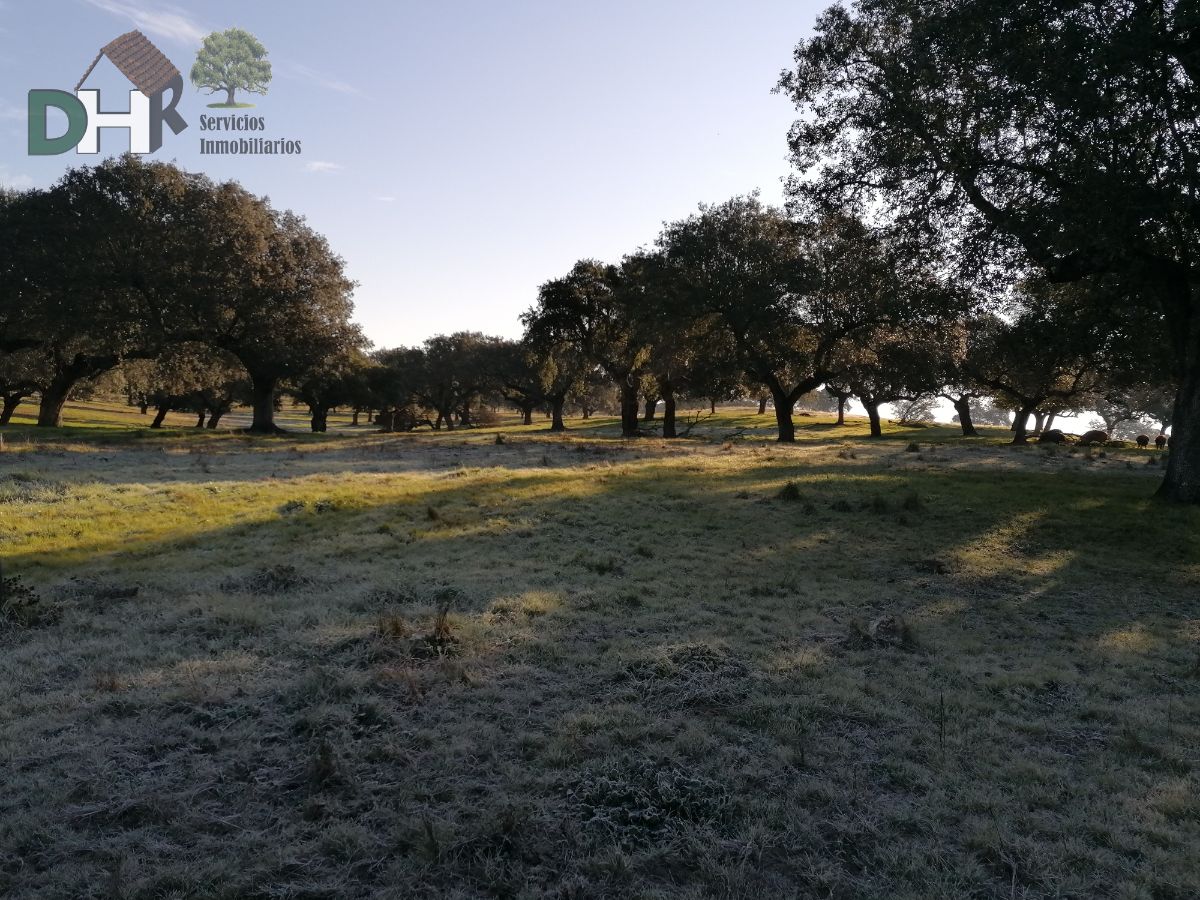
0,0,820,349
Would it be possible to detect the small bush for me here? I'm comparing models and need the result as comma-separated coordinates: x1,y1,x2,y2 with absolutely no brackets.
1,574,59,628
901,491,925,512
830,498,853,513
377,612,409,639
410,592,460,660
905,442,921,453
776,481,803,503
494,433,506,445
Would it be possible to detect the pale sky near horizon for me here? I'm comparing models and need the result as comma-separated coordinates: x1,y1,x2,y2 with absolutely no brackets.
0,0,821,349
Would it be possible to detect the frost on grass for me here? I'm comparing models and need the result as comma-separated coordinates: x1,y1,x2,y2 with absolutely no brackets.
220,565,316,594
0,574,59,627
0,472,71,504
0,421,1198,898
618,643,753,709
570,756,731,850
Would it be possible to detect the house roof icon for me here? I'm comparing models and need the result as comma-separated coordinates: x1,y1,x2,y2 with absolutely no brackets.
75,30,181,96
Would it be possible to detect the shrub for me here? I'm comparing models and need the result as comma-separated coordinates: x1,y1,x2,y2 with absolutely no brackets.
776,481,803,502
1,574,59,628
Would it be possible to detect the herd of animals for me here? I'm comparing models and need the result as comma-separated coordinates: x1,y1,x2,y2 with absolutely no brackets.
1037,428,1169,449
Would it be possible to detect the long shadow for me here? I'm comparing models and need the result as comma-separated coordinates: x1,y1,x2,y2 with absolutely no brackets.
2,445,1198,896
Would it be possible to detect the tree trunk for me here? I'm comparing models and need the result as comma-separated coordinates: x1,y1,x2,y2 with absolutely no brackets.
150,405,170,429
1044,411,1058,432
367,410,374,424
1159,328,1200,501
1033,410,1046,434
37,352,125,428
710,399,717,414
443,408,456,431
311,408,328,433
351,409,360,426
0,394,23,426
757,396,767,415
206,411,224,429
225,86,236,105
195,411,206,428
643,395,658,422
248,375,281,434
865,400,882,438
770,385,796,443
37,371,78,427
139,401,149,415
620,381,640,437
550,396,566,432
461,401,472,427
663,391,678,439
1012,404,1036,445
954,397,978,437
521,404,534,426
837,396,846,426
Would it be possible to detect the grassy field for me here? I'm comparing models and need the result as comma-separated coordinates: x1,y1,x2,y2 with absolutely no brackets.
1,401,1197,899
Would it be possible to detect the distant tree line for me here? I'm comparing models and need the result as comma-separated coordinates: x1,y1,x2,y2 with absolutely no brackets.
212,195,1169,452
0,163,1173,453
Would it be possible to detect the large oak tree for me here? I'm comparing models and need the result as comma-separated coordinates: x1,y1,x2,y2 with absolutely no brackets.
779,0,1200,499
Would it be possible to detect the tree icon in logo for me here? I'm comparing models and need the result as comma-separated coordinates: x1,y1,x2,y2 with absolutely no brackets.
190,28,272,108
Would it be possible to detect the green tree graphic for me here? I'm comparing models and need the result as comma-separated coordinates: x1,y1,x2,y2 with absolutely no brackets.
190,28,272,108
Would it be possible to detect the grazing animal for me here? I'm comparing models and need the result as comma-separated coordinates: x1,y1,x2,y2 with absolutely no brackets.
1156,434,1168,450
1038,429,1067,444
1136,434,1150,448
1078,429,1109,446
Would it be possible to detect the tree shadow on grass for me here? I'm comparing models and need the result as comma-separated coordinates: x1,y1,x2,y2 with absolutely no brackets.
1,451,1198,897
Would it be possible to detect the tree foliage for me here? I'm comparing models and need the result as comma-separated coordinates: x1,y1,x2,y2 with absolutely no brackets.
778,0,1200,497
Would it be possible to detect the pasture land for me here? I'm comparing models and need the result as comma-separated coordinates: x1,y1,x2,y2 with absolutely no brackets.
1,404,1197,898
